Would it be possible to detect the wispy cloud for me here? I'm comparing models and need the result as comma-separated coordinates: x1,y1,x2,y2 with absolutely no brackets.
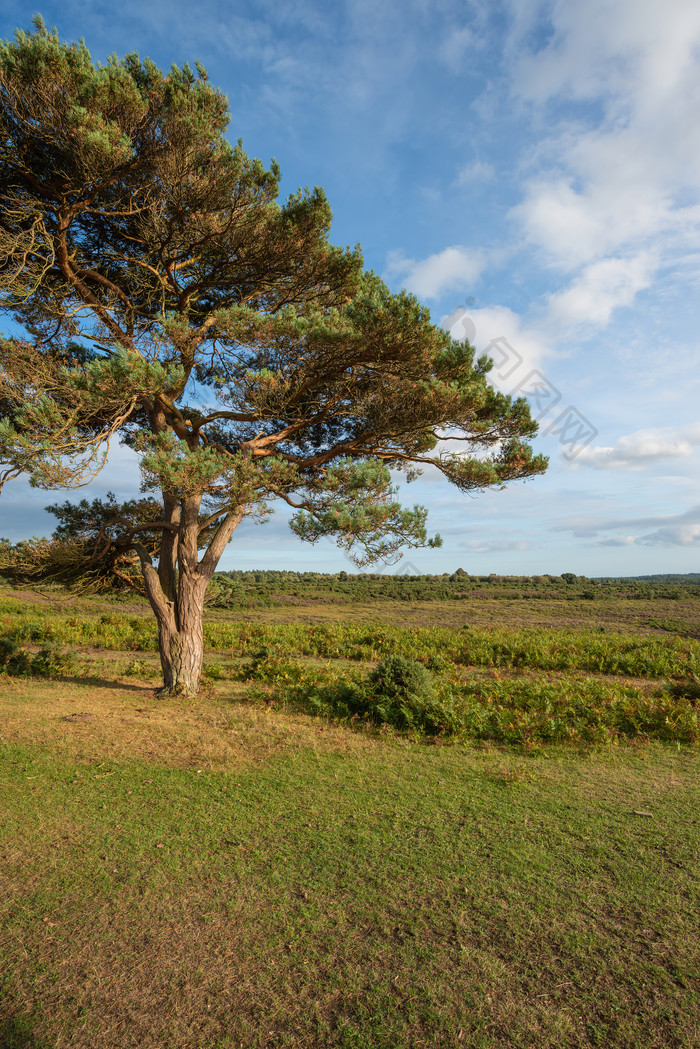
544,252,657,329
554,503,700,547
460,538,533,553
573,424,700,470
386,246,485,300
456,159,495,185
440,25,477,73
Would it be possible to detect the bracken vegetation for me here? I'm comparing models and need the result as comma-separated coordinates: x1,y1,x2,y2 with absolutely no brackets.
1,572,698,748
1,576,699,1048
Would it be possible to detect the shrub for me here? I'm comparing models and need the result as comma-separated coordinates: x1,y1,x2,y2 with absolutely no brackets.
369,655,434,703
30,644,79,678
0,636,32,676
333,656,459,734
0,638,77,678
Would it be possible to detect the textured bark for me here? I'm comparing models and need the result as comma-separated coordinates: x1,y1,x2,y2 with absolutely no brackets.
157,492,180,602
153,496,205,695
155,574,206,695
137,501,245,696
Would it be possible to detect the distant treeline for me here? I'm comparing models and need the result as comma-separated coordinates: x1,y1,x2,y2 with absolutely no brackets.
606,573,700,584
208,568,700,608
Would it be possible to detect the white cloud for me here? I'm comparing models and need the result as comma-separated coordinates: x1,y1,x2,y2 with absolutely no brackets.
510,0,700,111
440,304,553,392
545,252,657,329
512,176,668,271
507,0,700,308
639,523,700,546
385,246,484,300
574,424,700,470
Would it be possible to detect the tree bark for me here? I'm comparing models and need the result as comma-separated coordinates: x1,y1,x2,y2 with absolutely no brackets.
154,573,207,695
136,501,245,696
153,495,206,695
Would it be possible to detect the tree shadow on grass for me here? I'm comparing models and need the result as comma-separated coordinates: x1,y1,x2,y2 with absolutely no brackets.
57,674,158,694
0,1015,48,1049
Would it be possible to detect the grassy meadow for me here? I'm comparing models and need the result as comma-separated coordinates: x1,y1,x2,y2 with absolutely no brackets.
1,573,699,1047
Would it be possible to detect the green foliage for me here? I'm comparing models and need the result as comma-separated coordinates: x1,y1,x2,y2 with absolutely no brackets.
201,661,227,682
336,656,454,733
289,459,442,565
2,589,699,680
30,643,79,678
240,647,312,694
207,567,700,610
454,675,700,745
1,583,699,745
261,663,699,745
0,635,32,675
0,21,545,641
122,658,156,679
0,636,78,678
369,654,434,702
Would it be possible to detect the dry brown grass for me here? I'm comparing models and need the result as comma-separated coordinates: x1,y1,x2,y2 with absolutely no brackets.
0,675,376,771
214,594,700,636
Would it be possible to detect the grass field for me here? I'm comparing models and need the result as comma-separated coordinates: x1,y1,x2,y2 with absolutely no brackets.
1,581,699,1047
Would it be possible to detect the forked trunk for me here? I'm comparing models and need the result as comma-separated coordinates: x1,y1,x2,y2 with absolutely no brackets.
136,498,245,697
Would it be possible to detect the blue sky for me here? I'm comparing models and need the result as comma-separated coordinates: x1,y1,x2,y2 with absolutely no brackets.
2,0,699,577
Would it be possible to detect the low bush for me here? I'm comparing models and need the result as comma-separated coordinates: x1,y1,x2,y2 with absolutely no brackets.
0,636,32,676
0,638,78,678
454,676,700,745
202,661,228,681
122,658,159,679
241,647,312,688
30,643,79,678
335,655,454,733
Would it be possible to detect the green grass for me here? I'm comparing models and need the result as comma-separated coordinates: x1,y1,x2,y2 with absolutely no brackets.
1,717,699,1049
1,583,699,1046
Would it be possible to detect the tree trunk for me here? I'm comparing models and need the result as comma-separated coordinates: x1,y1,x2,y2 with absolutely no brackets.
136,498,245,697
140,557,208,697
156,576,206,695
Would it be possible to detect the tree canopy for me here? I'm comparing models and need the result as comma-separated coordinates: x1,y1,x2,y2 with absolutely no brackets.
0,20,547,693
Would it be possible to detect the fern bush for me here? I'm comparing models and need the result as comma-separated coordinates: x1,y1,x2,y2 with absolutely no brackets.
0,636,32,676
276,655,461,735
0,638,78,678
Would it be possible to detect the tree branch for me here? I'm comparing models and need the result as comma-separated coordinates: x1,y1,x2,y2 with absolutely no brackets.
198,509,245,579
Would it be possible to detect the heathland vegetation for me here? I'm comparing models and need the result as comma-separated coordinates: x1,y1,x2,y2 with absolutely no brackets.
2,571,699,747
1,22,698,1049
1,573,699,1047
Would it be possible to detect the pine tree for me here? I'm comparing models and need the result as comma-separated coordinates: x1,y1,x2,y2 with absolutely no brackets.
0,20,547,694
